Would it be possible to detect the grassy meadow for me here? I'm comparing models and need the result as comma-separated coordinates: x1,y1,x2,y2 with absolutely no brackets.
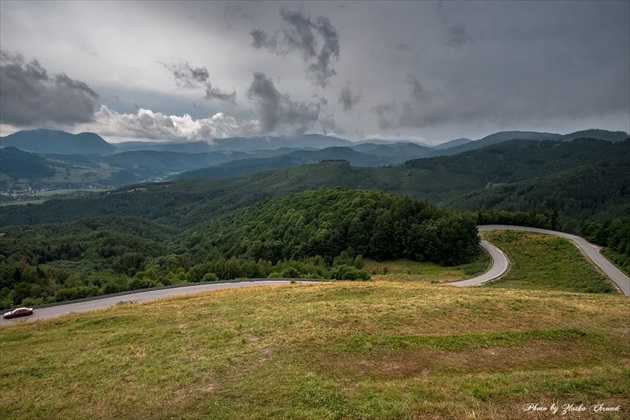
482,231,618,294
1,232,628,419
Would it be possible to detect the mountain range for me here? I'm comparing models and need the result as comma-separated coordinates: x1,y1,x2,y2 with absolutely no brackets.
2,128,627,157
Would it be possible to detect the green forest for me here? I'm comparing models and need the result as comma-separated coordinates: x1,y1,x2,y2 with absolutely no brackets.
0,189,480,308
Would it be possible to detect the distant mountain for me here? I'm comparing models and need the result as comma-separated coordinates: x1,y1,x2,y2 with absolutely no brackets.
432,138,472,150
349,142,433,158
102,150,252,178
0,146,125,189
177,146,392,180
355,138,431,147
114,140,215,154
0,129,115,155
212,134,352,151
427,129,628,157
561,129,629,143
113,134,352,153
428,131,562,156
0,147,55,180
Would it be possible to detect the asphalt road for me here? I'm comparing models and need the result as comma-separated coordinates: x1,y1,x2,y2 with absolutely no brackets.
2,225,628,325
448,225,630,296
447,240,510,287
0,280,309,325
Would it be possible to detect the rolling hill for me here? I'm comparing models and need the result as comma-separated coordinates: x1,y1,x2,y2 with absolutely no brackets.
428,129,628,156
0,129,115,155
177,147,398,180
0,146,123,190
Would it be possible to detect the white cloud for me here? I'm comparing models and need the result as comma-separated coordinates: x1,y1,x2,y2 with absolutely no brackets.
77,105,259,142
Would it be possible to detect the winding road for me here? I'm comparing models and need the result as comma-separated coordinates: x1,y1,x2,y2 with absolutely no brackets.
2,225,628,325
448,225,630,296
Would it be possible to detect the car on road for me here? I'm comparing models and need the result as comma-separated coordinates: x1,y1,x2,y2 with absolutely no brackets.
3,307,34,319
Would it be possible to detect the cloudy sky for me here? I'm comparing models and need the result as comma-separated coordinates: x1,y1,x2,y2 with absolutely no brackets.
1,1,628,145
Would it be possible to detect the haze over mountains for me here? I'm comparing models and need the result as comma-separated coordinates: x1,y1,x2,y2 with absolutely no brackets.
2,128,627,155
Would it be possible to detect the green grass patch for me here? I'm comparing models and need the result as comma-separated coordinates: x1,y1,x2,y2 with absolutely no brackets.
364,248,491,283
338,328,591,354
602,247,630,277
483,230,618,294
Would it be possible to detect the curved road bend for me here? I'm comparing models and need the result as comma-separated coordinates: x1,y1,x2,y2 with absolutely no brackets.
447,240,510,287
0,280,315,325
448,225,630,296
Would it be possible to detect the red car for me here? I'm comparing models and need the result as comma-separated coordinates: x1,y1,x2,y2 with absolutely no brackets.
3,307,34,319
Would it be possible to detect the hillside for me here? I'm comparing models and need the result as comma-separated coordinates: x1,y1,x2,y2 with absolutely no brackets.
0,129,115,155
561,129,630,142
2,275,628,418
181,188,479,265
349,141,433,157
114,140,215,153
448,158,630,221
0,146,124,190
177,147,394,180
432,137,472,149
0,147,55,180
1,138,627,229
0,189,479,307
101,150,251,178
428,129,628,156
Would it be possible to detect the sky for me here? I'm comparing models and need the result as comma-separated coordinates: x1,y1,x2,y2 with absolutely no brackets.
0,0,628,145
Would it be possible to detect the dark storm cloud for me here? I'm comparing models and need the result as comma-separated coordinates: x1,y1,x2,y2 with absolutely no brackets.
320,114,345,135
405,75,429,101
393,43,411,51
306,15,340,88
444,24,474,48
0,51,99,125
247,72,320,134
162,62,235,102
359,1,629,133
435,1,476,48
204,85,236,102
251,9,340,88
250,29,277,49
373,104,394,130
281,9,318,58
338,83,362,112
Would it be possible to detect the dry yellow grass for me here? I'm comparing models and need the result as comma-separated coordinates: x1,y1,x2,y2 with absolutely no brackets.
1,280,628,419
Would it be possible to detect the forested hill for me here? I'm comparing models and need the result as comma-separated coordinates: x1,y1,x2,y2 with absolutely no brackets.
0,138,627,229
0,189,479,308
405,138,627,182
180,188,479,265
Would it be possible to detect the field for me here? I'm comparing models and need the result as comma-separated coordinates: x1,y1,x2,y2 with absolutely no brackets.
30,188,110,197
1,234,628,419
